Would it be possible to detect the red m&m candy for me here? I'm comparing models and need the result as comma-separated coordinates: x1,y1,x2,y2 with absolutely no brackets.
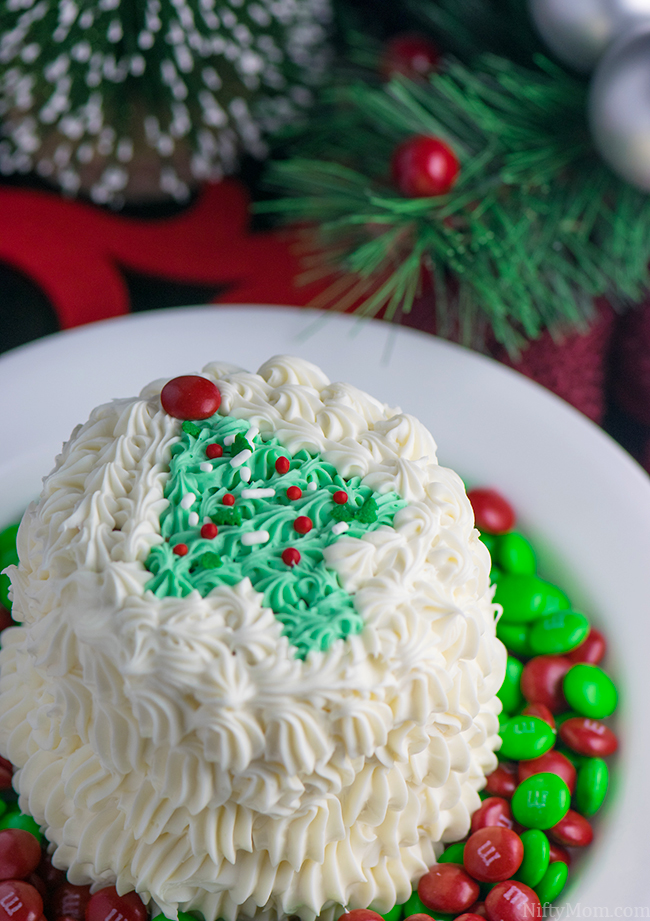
470,797,514,833
51,883,92,921
549,810,593,848
566,627,606,665
521,702,556,728
485,763,518,800
86,888,147,921
464,827,524,882
337,912,383,921
485,881,540,921
418,863,480,914
161,376,221,420
0,828,41,880
0,880,43,921
521,655,571,713
517,750,577,795
559,717,618,757
467,488,516,534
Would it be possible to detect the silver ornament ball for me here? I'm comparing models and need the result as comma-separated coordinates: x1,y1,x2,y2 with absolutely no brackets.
590,23,650,190
529,0,650,71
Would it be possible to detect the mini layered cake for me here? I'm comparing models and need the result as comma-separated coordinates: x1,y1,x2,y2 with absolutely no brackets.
0,357,505,921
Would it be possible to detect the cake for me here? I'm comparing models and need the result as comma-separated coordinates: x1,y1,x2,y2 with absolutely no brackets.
0,356,505,921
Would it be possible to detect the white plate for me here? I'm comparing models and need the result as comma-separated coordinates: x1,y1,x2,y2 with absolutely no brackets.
0,306,646,909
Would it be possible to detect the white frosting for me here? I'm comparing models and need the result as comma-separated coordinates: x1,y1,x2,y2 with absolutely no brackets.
0,356,505,921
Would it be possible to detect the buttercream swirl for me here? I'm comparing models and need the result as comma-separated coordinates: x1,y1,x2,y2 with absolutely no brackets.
0,356,505,921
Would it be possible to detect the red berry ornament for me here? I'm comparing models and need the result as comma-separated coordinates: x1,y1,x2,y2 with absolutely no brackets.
518,750,577,794
200,523,218,540
282,548,301,567
463,827,524,882
286,486,302,501
485,881,540,921
418,864,480,914
222,494,235,506
333,491,348,504
470,797,515,833
275,457,291,475
485,763,518,800
392,136,460,198
51,884,92,921
0,828,41,880
173,544,188,556
294,516,313,535
566,627,606,665
550,810,593,848
521,655,571,713
206,443,223,459
559,717,618,757
0,881,43,921
382,33,439,80
160,376,221,420
467,488,516,534
86,888,147,921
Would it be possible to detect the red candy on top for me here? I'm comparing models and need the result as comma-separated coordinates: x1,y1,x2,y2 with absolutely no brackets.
160,376,221,420
222,494,235,506
294,516,313,535
172,544,188,557
85,888,147,921
521,655,571,713
484,763,518,800
550,810,593,848
470,797,514,833
517,749,577,795
205,443,223,459
382,33,440,81
467,488,516,534
200,523,218,540
566,627,606,665
286,486,302,501
392,135,460,198
333,491,348,504
559,717,618,757
282,548,301,567
463,827,524,882
485,881,540,921
0,880,43,921
275,457,291,475
418,863,480,914
0,828,41,881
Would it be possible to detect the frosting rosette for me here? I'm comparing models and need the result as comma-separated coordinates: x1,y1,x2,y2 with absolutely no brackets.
0,356,505,921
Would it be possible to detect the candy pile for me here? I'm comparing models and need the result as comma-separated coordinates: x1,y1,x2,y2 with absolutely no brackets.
0,482,618,921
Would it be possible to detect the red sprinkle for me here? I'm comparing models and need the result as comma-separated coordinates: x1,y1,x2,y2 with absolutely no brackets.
559,717,618,757
286,486,302,501
333,490,348,504
275,457,291,475
222,494,235,506
471,797,514,833
485,763,518,800
517,749,577,795
418,864,480,914
0,880,43,921
550,809,593,848
294,516,313,535
173,544,188,556
206,443,223,459
282,548,301,567
521,655,572,713
521,702,556,728
160,376,221,420
467,488,516,534
200,523,218,540
566,627,606,665
463,827,524,882
86,888,147,921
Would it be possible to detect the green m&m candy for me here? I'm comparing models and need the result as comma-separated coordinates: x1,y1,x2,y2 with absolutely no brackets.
0,809,42,842
511,773,571,829
497,532,536,575
498,656,524,714
499,715,556,760
380,905,403,921
438,841,466,864
494,574,570,624
563,663,618,719
529,610,590,656
514,829,550,888
0,523,19,563
535,860,569,905
575,757,609,816
496,620,533,657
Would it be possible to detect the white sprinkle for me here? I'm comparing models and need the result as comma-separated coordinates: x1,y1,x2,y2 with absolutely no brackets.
239,466,251,482
188,512,199,527
203,516,212,524
241,487,275,499
199,462,213,473
180,492,195,509
332,521,349,536
307,481,318,491
230,449,252,468
223,434,236,446
241,530,270,546
247,425,259,441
